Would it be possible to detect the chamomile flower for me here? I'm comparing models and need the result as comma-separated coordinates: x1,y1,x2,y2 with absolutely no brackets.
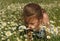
47,35,51,39
5,31,12,37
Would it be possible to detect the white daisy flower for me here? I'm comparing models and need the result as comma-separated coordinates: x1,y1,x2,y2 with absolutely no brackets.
5,31,12,37
20,36,23,38
1,35,4,37
1,37,5,40
2,22,7,26
19,25,26,30
8,27,12,29
17,37,22,41
54,28,58,35
57,26,60,28
25,39,28,41
7,22,10,24
7,39,10,41
24,34,28,38
32,38,34,40
10,22,17,26
50,24,55,34
5,28,8,30
50,20,55,23
19,30,24,32
7,6,11,9
1,26,4,29
12,27,16,31
1,32,4,34
13,31,17,35
47,36,51,39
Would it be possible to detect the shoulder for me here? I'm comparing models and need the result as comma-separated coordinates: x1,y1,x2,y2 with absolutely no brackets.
42,12,49,24
42,12,49,21
43,12,49,19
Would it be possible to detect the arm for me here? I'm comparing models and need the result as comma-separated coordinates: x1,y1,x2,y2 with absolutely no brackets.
43,13,51,35
43,13,50,28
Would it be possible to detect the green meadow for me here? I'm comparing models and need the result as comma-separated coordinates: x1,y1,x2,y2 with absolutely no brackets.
0,0,60,41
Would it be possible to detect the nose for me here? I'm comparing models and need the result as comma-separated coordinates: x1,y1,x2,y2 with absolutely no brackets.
28,24,35,30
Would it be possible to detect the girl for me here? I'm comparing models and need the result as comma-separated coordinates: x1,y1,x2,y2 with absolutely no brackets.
23,3,50,41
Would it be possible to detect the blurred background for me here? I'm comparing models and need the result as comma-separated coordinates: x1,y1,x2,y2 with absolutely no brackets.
0,0,60,41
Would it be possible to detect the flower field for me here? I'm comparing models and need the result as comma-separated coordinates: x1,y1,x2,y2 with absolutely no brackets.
0,0,60,41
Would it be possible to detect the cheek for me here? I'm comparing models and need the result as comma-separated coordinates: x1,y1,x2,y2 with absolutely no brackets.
33,23,38,26
28,24,35,29
29,23,38,29
30,25,35,29
34,23,39,28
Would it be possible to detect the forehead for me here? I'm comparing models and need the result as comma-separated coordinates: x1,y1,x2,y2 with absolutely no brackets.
26,16,38,23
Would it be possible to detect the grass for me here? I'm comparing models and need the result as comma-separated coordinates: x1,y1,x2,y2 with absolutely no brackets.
0,0,60,41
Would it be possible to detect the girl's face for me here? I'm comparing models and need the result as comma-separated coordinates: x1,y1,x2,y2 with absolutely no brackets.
25,15,40,30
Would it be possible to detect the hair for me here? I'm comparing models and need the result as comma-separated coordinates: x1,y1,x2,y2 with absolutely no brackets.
23,3,44,26
41,8,46,13
23,3,43,18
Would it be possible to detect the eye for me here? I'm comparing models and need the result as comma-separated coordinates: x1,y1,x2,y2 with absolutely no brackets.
30,23,34,25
